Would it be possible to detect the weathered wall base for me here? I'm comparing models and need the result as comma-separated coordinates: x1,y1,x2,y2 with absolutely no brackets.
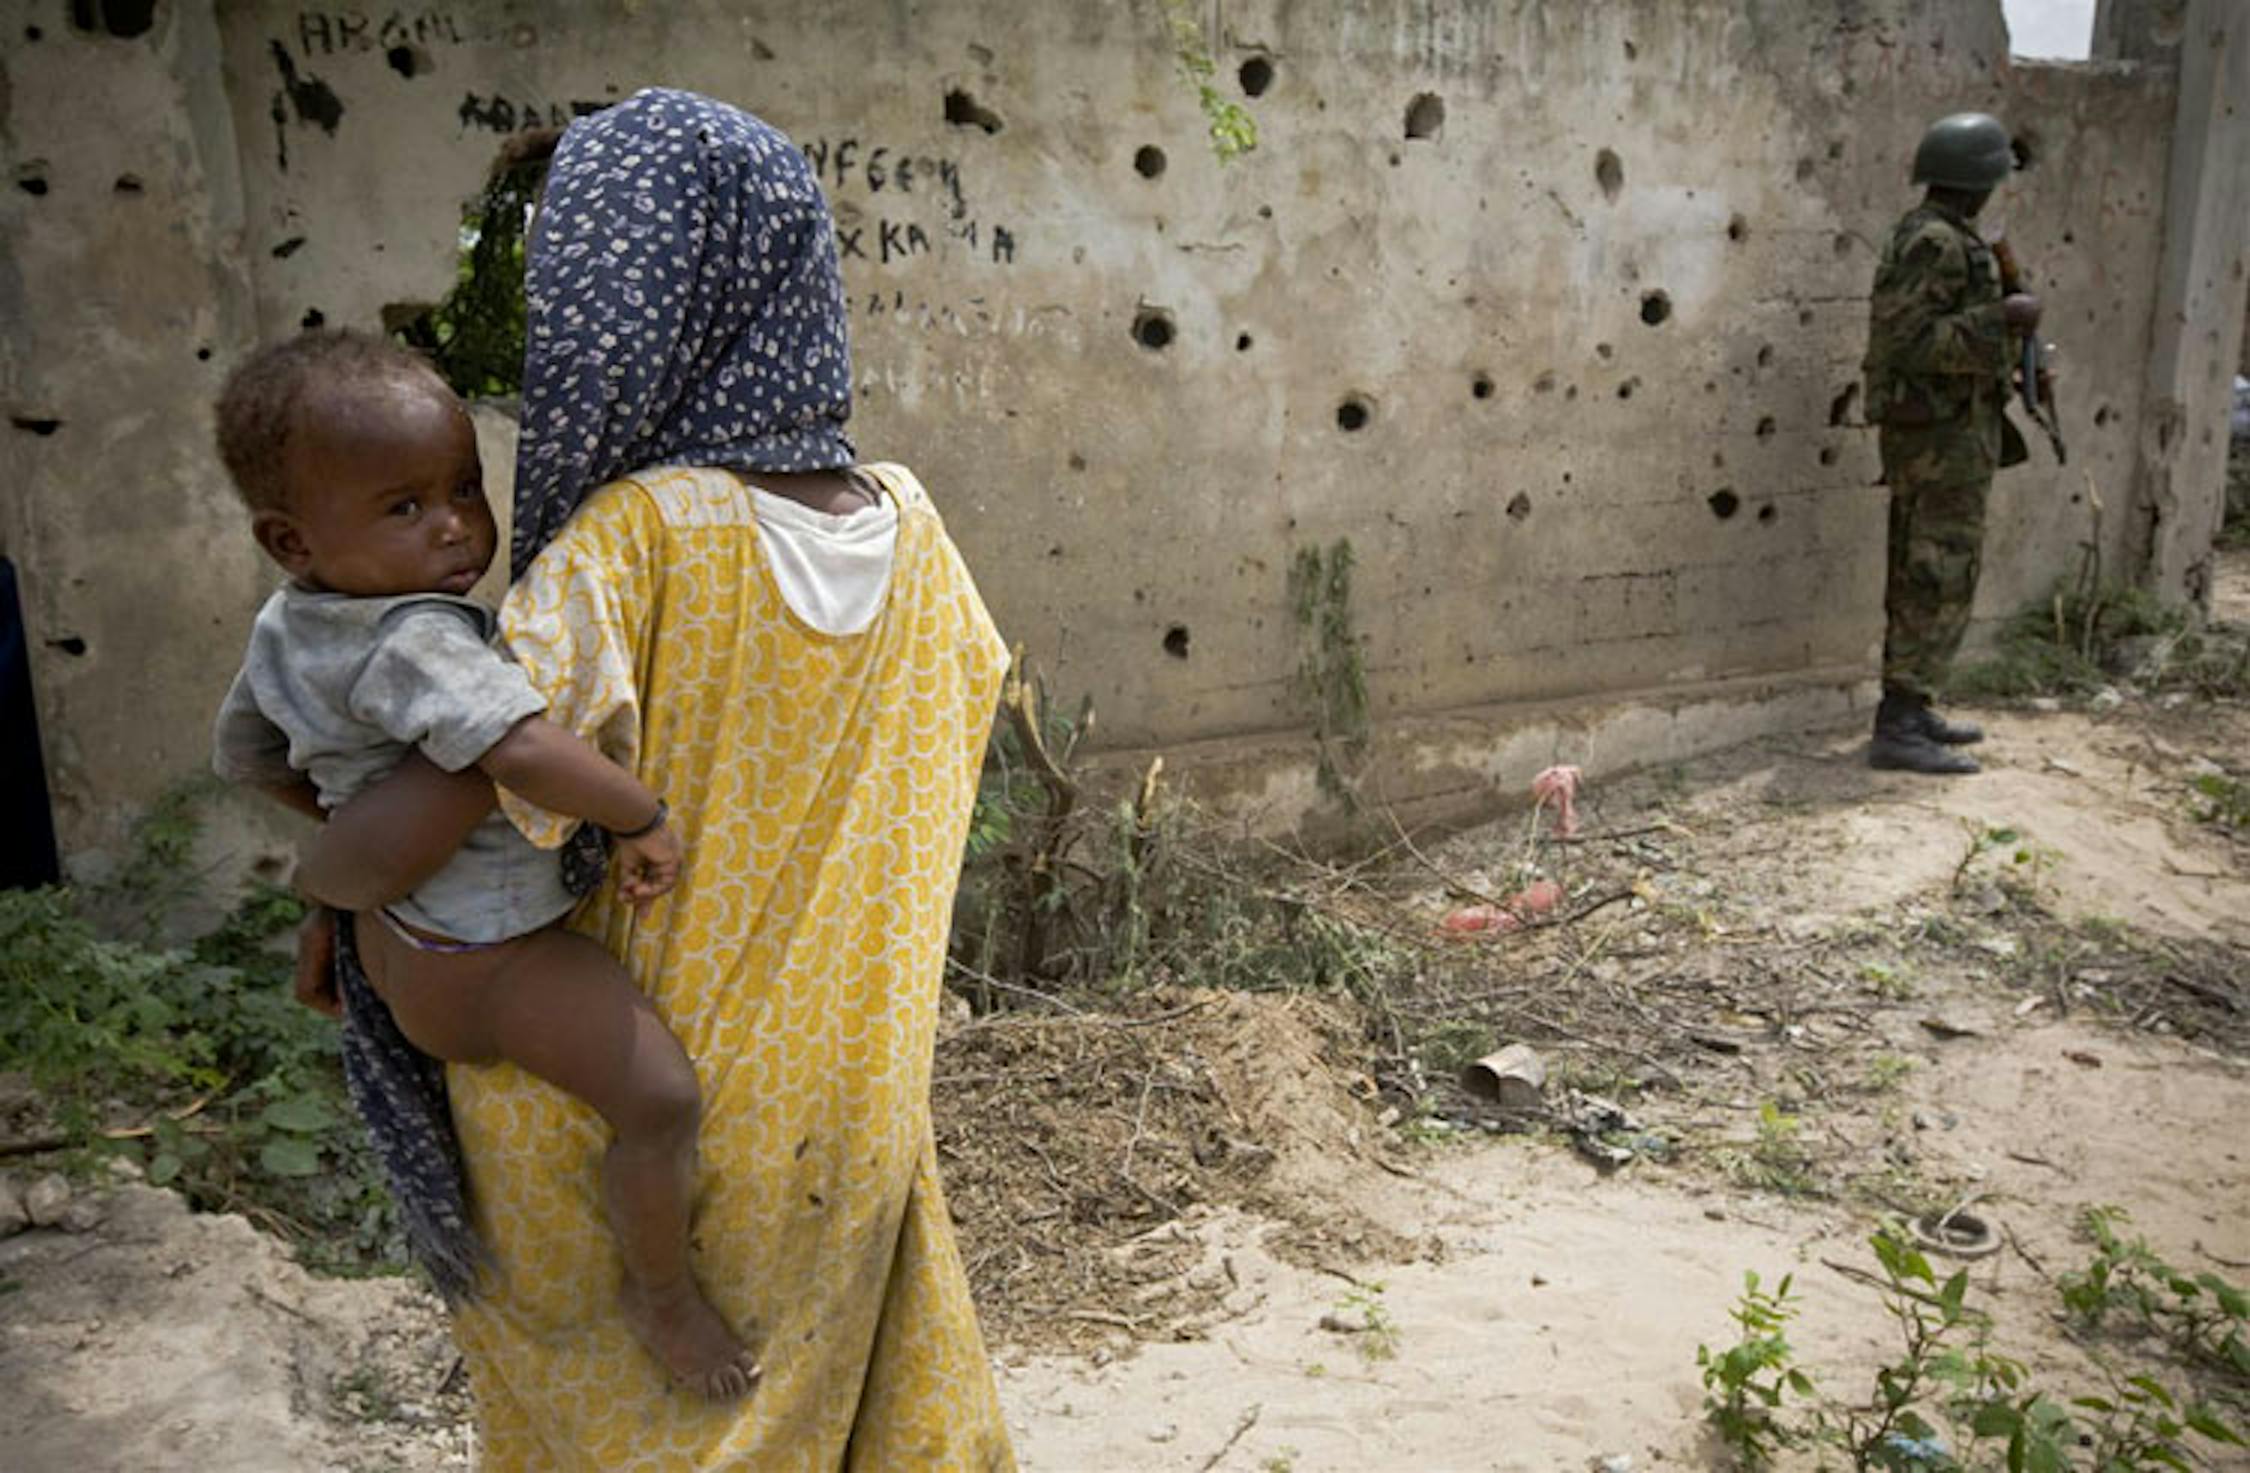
1107,666,1871,843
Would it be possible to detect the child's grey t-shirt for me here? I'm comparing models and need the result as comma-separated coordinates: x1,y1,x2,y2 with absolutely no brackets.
212,586,578,943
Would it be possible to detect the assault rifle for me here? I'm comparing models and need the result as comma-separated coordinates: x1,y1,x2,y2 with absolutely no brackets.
1991,236,2066,465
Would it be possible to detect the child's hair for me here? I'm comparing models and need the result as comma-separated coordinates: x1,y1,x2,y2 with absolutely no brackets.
214,330,444,511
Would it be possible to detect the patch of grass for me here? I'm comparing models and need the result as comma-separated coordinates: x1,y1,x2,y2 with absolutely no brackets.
1724,1100,1824,1198
2189,773,2250,830
1332,1281,1401,1364
333,1363,403,1423
1951,580,2187,700
1863,1054,1917,1093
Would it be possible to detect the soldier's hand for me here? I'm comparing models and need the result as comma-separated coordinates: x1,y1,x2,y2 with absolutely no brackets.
2003,293,2043,330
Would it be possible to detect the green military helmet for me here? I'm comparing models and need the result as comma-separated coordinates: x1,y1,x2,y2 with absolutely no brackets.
1910,112,2014,190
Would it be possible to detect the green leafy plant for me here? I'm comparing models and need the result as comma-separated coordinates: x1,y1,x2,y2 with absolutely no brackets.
393,156,543,399
1160,0,1258,161
1332,1281,1400,1364
1725,1100,1823,1198
1,825,402,1275
2061,1207,2250,1381
1698,1270,1815,1468
1699,1227,2244,1472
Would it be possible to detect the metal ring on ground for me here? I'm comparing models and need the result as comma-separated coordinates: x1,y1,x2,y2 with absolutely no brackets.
1912,1209,2002,1259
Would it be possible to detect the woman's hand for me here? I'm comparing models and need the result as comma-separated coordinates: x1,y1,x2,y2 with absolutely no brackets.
612,819,684,912
293,907,341,1018
297,753,496,911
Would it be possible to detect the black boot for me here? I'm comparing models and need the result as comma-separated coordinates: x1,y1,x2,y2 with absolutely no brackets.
1870,690,1980,774
1916,702,1984,746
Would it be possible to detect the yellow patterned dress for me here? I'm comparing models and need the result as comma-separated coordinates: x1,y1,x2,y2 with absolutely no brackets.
452,463,1014,1470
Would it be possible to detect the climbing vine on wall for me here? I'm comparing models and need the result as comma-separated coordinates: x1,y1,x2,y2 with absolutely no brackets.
1289,539,1370,800
1161,0,1258,162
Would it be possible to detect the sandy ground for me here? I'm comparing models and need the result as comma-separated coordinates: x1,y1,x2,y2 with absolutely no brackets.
995,696,2250,1471
3,610,2246,1470
999,1017,2249,1471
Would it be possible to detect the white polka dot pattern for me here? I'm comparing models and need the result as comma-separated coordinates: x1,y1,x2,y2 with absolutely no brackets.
513,89,857,580
459,463,1014,1471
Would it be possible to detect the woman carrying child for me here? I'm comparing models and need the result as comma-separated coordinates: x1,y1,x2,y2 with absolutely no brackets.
289,89,1016,1468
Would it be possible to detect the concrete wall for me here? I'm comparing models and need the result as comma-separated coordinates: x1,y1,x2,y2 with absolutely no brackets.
0,0,2226,862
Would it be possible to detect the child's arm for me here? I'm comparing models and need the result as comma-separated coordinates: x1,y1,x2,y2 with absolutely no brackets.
477,716,682,907
295,754,495,912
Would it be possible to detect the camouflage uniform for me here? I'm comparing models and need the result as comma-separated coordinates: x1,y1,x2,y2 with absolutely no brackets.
1862,201,2026,700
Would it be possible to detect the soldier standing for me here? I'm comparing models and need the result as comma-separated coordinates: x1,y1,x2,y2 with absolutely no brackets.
1861,112,2043,775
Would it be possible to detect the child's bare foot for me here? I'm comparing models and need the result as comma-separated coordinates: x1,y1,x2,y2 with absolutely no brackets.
619,1275,761,1400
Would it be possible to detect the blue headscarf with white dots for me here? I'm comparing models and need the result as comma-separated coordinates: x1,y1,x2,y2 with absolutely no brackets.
512,88,856,577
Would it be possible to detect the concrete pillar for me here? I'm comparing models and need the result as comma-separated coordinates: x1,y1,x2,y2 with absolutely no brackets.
2092,0,2190,64
2103,0,2250,607
0,1,269,860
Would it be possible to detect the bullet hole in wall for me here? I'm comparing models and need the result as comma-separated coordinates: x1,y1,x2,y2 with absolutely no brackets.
1708,489,1740,520
1828,383,1859,426
2010,131,2038,171
2093,404,2113,427
70,0,156,38
1755,415,1777,439
195,347,212,361
1623,38,1638,60
1405,93,1445,141
1727,214,1748,242
11,416,62,436
1471,373,1494,400
387,44,430,78
47,636,87,657
1616,378,1639,401
1819,446,1839,466
1639,290,1671,326
272,235,306,258
1236,332,1254,351
1506,492,1532,521
1163,625,1190,659
1596,342,1614,361
1595,148,1623,202
1757,503,1777,523
24,23,41,40
1239,56,1274,97
1534,371,1556,393
113,173,143,194
15,163,49,196
943,88,1003,134
1798,308,1815,326
1068,451,1087,470
1131,308,1174,351
1757,344,1774,368
1336,395,1372,432
1134,145,1166,180
301,308,327,330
